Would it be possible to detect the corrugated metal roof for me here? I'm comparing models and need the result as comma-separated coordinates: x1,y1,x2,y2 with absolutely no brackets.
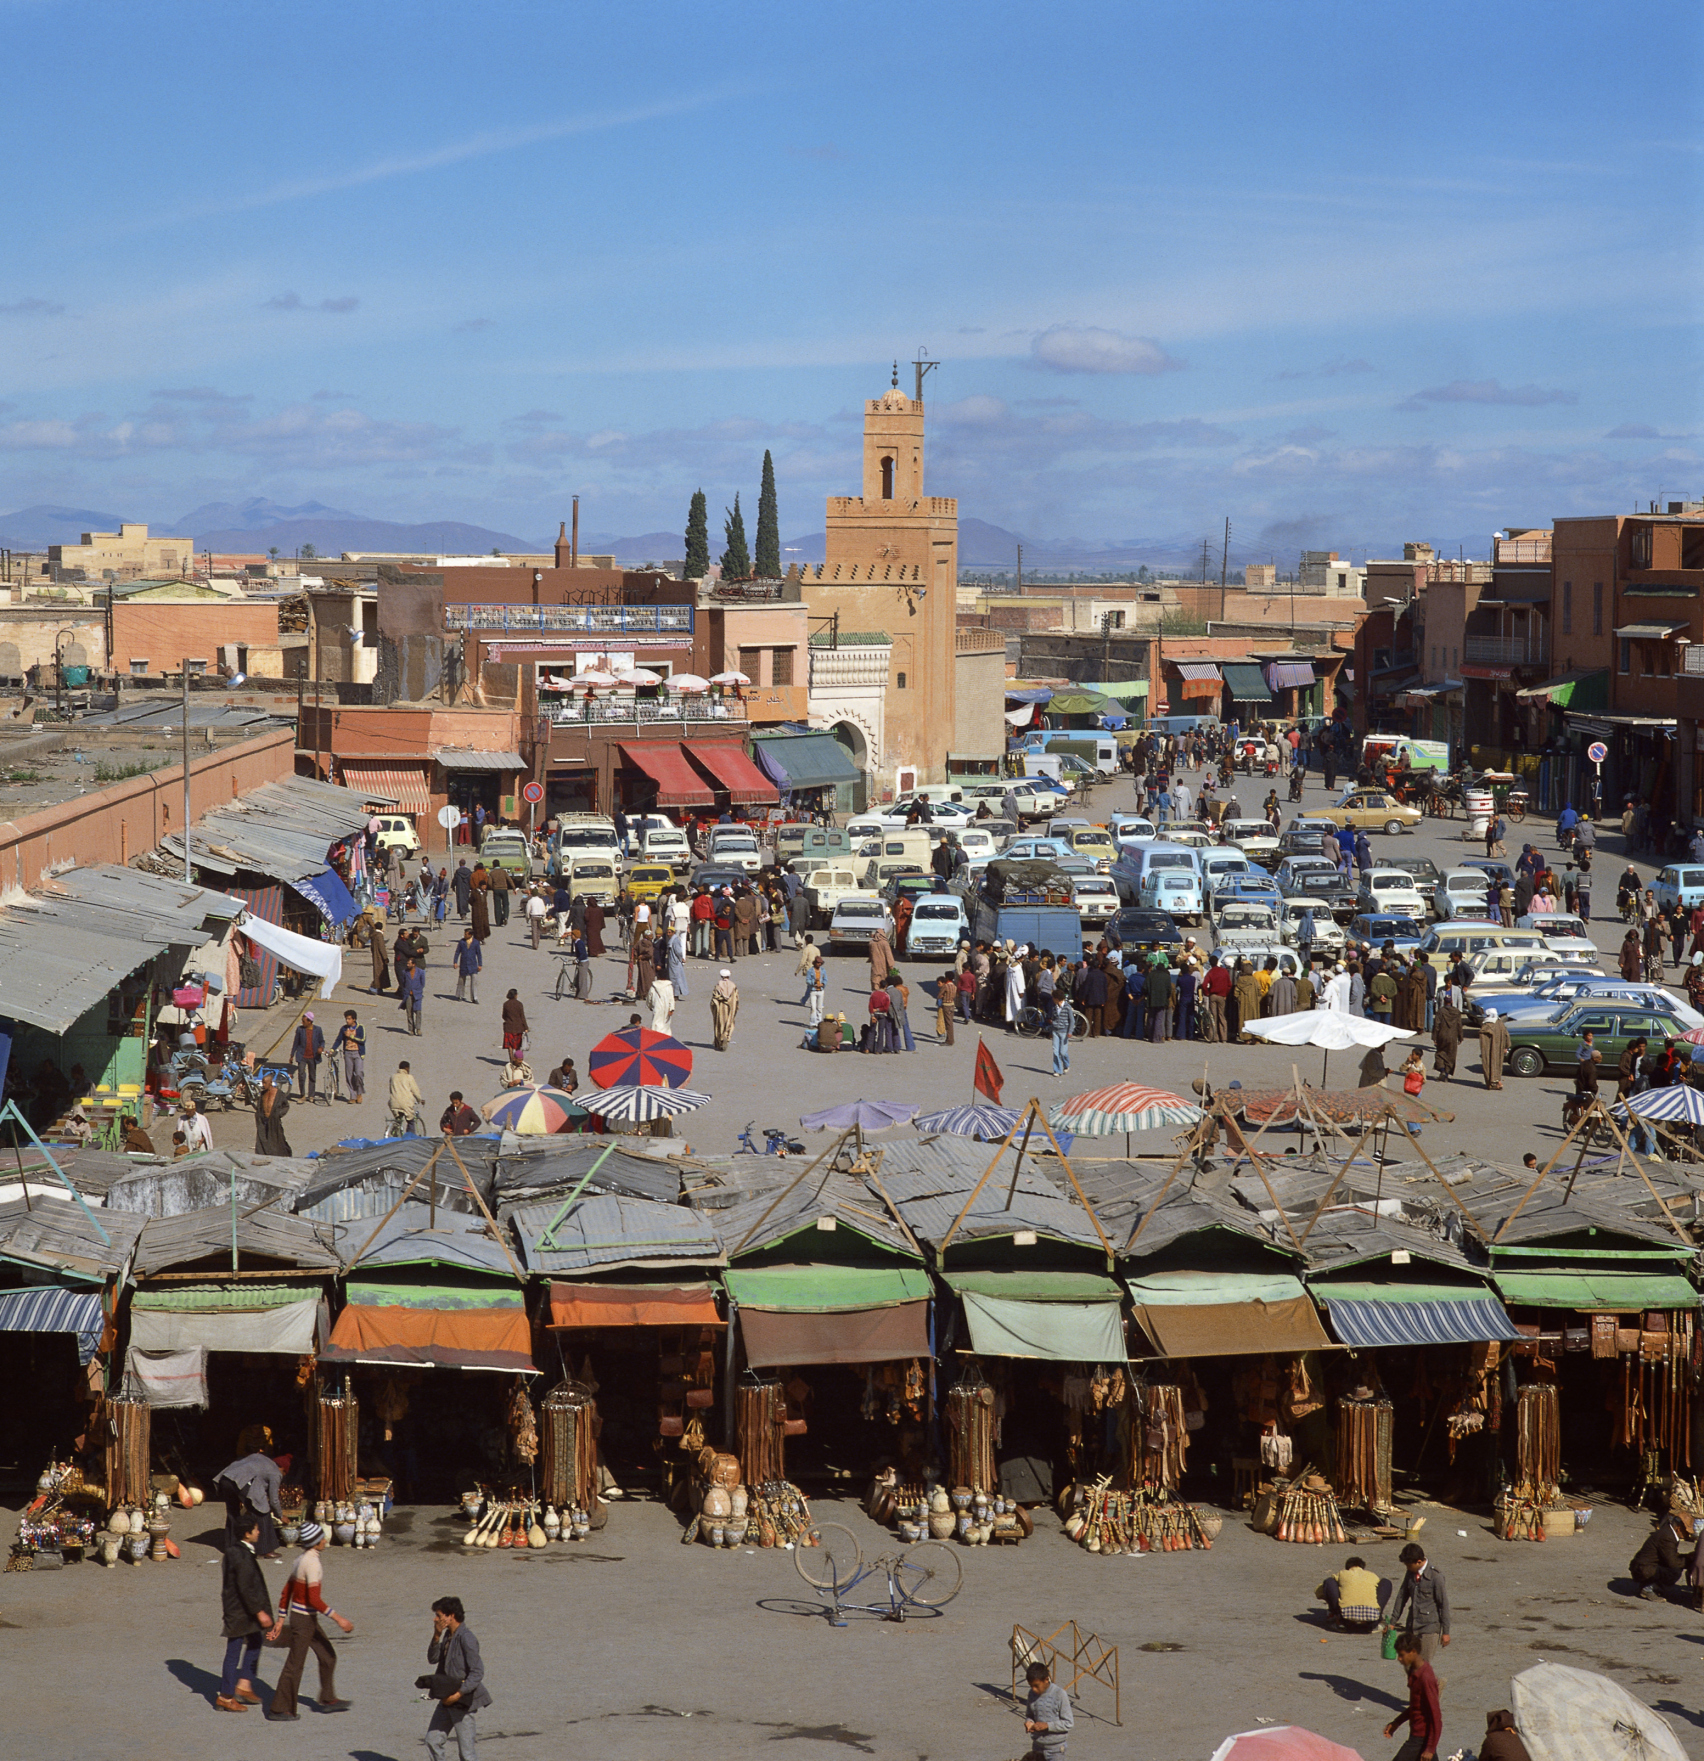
77,702,287,732
0,1196,144,1281
0,866,242,1033
707,1169,920,1261
133,1206,340,1276
430,748,528,772
293,1140,492,1224
106,1151,320,1219
328,1203,522,1281
43,867,244,932
493,1142,683,1207
870,1139,1109,1251
158,776,375,883
506,1193,725,1276
2,1146,146,1200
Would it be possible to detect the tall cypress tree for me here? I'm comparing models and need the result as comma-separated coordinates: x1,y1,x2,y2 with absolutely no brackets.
754,449,781,578
720,494,751,580
683,488,710,579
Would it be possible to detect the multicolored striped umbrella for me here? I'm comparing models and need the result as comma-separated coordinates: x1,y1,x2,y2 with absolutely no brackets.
588,1026,694,1089
576,1084,711,1122
480,1085,586,1134
1046,1082,1200,1137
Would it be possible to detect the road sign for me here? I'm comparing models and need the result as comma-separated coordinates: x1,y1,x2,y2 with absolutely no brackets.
1587,741,1608,765
437,805,463,829
522,780,545,805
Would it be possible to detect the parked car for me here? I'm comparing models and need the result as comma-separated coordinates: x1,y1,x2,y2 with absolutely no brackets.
1110,905,1184,952
883,874,940,911
952,826,1003,864
1503,1002,1691,1079
1356,868,1429,920
1276,855,1340,893
688,862,752,894
1208,943,1303,980
706,826,762,873
1280,898,1348,955
1313,788,1423,833
371,813,420,855
1654,864,1704,913
1053,824,1118,869
1138,868,1206,925
903,895,969,958
1214,900,1282,954
1211,873,1282,919
827,896,896,952
1003,835,1078,867
1458,857,1518,893
621,863,676,904
1386,854,1444,892
1466,978,1701,1030
1436,867,1502,921
478,828,534,880
1515,911,1599,964
1280,869,1359,923
637,825,694,874
1220,818,1282,868
1072,874,1120,926
1109,813,1158,844
1346,913,1426,956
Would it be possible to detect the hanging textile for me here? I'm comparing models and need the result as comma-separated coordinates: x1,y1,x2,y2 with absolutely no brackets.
314,1382,359,1502
1132,1384,1188,1490
540,1381,599,1508
737,1379,787,1485
946,1374,997,1493
120,1345,209,1409
1514,1382,1560,1506
105,1396,152,1505
1333,1394,1394,1513
238,910,344,1000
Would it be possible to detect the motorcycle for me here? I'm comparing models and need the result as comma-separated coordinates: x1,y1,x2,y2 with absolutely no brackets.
737,1120,806,1156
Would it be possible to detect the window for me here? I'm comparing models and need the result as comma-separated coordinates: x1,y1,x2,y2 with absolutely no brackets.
771,646,794,686
1620,639,1631,675
1561,580,1572,635
880,456,894,499
1592,582,1603,636
739,646,764,685
896,671,907,689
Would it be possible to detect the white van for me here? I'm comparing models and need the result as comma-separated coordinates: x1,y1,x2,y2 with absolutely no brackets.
866,830,933,870
551,815,621,876
1200,850,1252,896
706,825,762,873
1113,839,1205,899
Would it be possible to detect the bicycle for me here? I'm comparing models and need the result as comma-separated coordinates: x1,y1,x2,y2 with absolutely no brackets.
552,948,578,1001
1015,1004,1089,1040
737,1120,807,1156
793,1522,962,1626
387,1108,424,1138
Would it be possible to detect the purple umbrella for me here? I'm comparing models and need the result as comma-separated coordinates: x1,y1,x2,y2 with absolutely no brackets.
800,1100,920,1134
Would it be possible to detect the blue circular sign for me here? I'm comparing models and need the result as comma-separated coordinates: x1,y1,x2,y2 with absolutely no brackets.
1587,741,1608,764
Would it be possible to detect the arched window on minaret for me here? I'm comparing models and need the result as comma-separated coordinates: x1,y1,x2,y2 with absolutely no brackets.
880,456,894,500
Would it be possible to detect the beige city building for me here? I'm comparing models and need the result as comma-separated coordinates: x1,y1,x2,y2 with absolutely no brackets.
49,523,196,581
798,375,958,795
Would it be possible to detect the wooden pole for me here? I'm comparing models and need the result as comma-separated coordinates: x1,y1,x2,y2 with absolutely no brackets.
730,1129,851,1254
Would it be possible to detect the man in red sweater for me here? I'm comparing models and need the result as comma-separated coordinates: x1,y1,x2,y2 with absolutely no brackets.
1201,959,1232,1043
1384,1633,1442,1761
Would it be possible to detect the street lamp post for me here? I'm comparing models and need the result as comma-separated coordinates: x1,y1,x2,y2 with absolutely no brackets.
52,626,79,718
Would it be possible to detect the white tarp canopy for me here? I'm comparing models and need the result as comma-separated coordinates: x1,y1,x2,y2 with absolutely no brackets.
238,911,343,999
1511,1662,1685,1760
128,1298,318,1356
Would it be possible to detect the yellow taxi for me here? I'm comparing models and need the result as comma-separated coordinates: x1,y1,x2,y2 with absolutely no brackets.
1311,788,1423,834
622,863,676,904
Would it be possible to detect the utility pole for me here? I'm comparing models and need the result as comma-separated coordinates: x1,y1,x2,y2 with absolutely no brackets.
1220,519,1230,592
182,657,192,882
912,349,938,403
1200,538,1211,585
1016,544,1024,593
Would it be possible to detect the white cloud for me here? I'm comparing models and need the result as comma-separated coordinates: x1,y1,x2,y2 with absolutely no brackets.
1029,326,1184,376
1399,378,1576,410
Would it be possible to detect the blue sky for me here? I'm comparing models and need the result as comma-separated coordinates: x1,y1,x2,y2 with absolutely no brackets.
2,0,1700,561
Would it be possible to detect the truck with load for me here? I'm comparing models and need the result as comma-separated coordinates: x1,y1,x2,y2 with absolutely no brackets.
968,859,1084,962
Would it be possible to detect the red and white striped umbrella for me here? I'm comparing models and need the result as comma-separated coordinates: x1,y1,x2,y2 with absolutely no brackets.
1047,1082,1200,1136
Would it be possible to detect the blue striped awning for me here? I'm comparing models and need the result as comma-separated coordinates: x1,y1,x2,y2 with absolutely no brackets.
0,1286,104,1362
1325,1295,1519,1349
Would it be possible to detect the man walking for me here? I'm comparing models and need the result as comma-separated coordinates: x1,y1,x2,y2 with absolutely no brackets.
525,885,547,950
489,861,511,927
1386,1541,1451,1668
268,1521,352,1721
453,927,482,1003
1477,1007,1507,1090
398,958,425,1036
452,859,473,919
368,915,392,994
1022,1660,1073,1761
1383,1632,1442,1761
216,1513,274,1713
290,1012,324,1101
424,1595,491,1761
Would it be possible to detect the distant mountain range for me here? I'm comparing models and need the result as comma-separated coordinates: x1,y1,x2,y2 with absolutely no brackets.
1,497,1311,578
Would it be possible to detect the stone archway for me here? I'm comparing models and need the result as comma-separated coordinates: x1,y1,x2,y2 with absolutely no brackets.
830,719,869,769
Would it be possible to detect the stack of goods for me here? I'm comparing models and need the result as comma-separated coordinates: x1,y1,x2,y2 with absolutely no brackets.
1334,1392,1394,1515
1132,1384,1189,1490
1061,1364,1127,1485
686,1447,817,1549
314,1382,358,1503
540,1380,600,1511
104,1396,151,1507
8,1460,106,1570
1498,1383,1562,1541
869,1473,1031,1545
1063,1476,1218,1555
459,1493,591,1548
1444,1343,1502,1463
310,1498,387,1548
946,1377,996,1494
658,1330,718,1443
1264,1469,1348,1545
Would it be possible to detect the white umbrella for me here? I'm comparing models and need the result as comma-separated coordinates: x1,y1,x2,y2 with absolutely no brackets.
1511,1661,1686,1760
666,673,712,692
615,668,663,687
1242,1011,1414,1086
710,670,750,686
575,670,619,688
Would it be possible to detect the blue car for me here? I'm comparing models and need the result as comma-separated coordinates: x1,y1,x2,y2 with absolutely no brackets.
1347,913,1425,956
1654,864,1704,913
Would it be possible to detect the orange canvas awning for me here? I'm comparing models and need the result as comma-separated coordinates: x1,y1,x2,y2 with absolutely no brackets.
339,762,433,816
324,1304,534,1372
548,1282,724,1329
684,742,780,806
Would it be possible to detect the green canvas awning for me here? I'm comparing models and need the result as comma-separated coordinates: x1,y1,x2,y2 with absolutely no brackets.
1046,691,1109,716
1222,662,1274,702
1514,669,1609,712
751,733,861,790
129,1283,319,1355
131,1280,322,1312
1493,1270,1699,1311
723,1264,931,1312
1126,1271,1305,1306
944,1270,1124,1362
1093,679,1150,702
347,1273,522,1311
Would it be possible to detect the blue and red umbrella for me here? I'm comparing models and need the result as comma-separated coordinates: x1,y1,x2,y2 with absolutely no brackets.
588,1026,694,1090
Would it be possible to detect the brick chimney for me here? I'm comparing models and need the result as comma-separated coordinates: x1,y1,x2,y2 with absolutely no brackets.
554,521,571,569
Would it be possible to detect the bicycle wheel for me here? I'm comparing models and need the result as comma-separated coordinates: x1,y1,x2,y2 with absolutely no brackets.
894,1540,962,1609
1016,1006,1044,1038
1068,1007,1090,1040
793,1522,862,1593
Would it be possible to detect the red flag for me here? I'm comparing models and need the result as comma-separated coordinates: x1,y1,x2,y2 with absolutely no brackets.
974,1039,1004,1105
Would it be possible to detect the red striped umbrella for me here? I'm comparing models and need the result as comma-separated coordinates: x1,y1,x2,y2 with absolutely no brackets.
588,1025,694,1089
